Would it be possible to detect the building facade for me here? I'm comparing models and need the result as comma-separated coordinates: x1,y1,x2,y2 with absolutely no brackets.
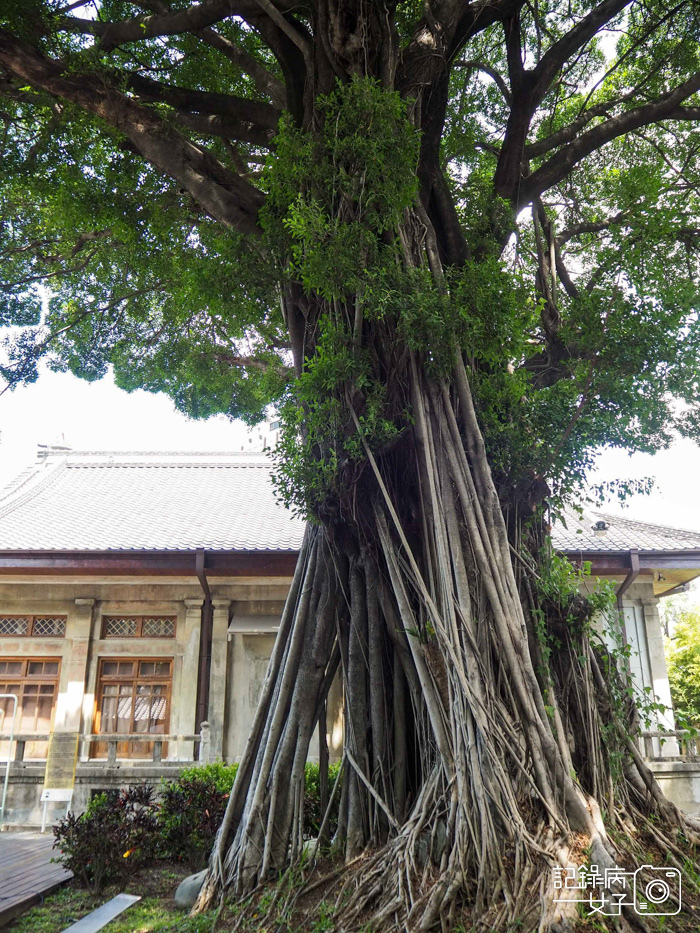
1,448,699,825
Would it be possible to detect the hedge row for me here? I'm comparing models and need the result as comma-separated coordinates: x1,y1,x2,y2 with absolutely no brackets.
54,762,342,891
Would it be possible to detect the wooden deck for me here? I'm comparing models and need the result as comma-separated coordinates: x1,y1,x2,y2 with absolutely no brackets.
0,831,73,927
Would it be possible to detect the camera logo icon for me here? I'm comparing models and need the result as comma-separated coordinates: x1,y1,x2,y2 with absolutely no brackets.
633,866,682,915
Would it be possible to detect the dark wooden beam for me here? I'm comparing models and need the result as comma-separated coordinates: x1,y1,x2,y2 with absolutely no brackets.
0,549,298,577
638,554,700,570
563,550,700,574
2,546,700,580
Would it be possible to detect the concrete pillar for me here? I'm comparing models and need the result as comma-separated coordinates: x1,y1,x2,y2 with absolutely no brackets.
54,599,93,737
208,599,231,761
47,598,94,768
642,597,680,756
179,598,203,759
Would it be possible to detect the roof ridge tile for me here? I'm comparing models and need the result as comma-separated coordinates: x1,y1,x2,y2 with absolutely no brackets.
592,509,700,539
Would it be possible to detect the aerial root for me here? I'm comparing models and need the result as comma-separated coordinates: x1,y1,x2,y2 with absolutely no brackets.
194,359,700,933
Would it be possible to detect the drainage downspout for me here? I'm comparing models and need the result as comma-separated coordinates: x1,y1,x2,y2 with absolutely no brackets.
616,549,640,650
195,548,213,739
616,549,640,610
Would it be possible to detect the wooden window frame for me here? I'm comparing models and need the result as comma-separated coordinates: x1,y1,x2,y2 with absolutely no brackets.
93,657,173,760
0,616,67,638
0,657,61,758
100,615,177,639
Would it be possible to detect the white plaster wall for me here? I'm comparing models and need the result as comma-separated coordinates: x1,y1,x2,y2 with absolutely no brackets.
652,761,700,815
588,578,678,755
224,632,277,761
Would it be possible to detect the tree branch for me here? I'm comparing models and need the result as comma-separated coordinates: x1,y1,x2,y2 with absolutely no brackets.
398,0,524,99
525,96,628,158
126,73,280,128
455,59,512,105
213,350,292,373
174,111,275,146
397,0,524,266
121,0,286,107
495,0,632,199
124,73,279,145
60,0,296,50
195,26,285,107
520,70,700,204
557,212,700,252
493,9,529,196
251,0,312,66
0,251,98,289
529,0,631,106
0,30,264,236
447,0,525,62
556,211,628,247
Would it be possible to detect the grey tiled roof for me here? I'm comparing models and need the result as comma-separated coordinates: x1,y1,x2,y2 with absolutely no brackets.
1,449,698,555
552,508,700,553
0,451,304,551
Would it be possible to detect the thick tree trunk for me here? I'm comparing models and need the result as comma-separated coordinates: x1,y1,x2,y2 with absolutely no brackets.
197,344,700,930
192,25,700,929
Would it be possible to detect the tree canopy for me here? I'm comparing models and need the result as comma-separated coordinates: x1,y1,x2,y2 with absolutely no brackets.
666,603,700,728
5,5,700,929
1,1,700,509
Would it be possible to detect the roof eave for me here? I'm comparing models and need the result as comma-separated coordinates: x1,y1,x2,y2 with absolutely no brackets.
0,548,299,577
3,545,700,580
563,548,700,565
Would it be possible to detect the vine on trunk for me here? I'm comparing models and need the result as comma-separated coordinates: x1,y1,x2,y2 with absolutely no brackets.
194,79,700,931
3,3,700,930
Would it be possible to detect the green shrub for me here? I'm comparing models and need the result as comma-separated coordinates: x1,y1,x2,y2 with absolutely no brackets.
55,763,345,886
53,785,158,892
158,763,238,869
302,762,343,840
158,761,342,866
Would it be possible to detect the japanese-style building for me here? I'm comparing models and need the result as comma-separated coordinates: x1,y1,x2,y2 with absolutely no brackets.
1,446,699,826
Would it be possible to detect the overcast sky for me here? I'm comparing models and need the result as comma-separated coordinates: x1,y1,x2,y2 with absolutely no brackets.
1,365,700,616
0,367,257,490
2,365,700,531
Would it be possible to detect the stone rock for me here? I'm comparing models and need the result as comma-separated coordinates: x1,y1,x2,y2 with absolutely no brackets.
416,833,429,868
302,836,318,858
174,869,207,909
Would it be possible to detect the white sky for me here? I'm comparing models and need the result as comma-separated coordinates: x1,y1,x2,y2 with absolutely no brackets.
1,367,700,605
0,367,255,489
2,366,700,532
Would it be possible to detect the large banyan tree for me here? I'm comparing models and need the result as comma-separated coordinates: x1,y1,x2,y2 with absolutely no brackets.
3,0,700,928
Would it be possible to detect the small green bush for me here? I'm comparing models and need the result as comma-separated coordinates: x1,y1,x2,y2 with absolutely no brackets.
158,761,343,866
53,785,158,892
302,762,342,839
55,763,344,887
158,763,238,869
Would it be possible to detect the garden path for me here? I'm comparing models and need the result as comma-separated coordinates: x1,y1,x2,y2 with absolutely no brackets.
0,831,72,927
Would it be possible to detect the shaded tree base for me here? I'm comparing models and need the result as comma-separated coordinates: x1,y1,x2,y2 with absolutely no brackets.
195,356,700,933
207,830,700,933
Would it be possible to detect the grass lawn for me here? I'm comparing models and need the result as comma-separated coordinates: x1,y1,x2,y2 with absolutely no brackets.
8,864,215,933
10,853,700,932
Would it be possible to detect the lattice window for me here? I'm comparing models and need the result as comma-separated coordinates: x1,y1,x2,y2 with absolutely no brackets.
142,617,176,638
0,616,66,637
102,615,176,638
0,617,30,636
103,617,139,638
32,617,67,637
